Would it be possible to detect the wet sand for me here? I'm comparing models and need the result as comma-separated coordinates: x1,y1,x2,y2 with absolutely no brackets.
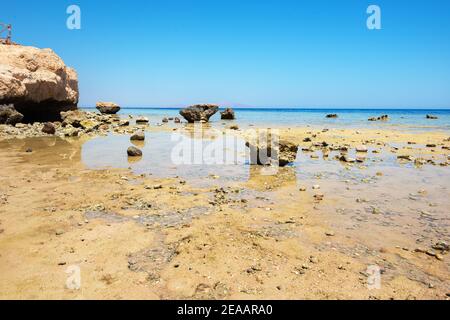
0,123,449,300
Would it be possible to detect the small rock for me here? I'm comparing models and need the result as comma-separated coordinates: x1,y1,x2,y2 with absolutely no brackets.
325,231,335,237
127,146,143,157
42,122,56,135
130,131,145,141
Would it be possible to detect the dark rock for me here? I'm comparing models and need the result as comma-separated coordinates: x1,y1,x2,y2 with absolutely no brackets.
369,115,389,122
127,146,143,157
96,102,121,115
220,108,236,120
135,116,149,124
326,114,338,118
174,117,181,123
130,131,145,141
179,104,219,123
162,118,169,123
426,115,438,120
0,104,24,125
42,122,56,135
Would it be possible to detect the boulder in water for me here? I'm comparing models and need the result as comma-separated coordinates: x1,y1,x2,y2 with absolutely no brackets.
179,104,219,123
96,102,120,115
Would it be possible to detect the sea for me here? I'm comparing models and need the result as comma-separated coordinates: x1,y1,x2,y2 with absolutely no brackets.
82,108,450,132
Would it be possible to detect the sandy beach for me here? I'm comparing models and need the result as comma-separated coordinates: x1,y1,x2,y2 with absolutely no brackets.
1,117,449,300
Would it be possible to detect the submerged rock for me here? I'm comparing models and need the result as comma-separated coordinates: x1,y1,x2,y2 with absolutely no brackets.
0,44,79,121
96,102,120,115
220,108,236,120
0,104,24,125
326,114,338,118
179,104,219,123
426,115,438,120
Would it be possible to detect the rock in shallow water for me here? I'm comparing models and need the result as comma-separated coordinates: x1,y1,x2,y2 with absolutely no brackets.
130,131,145,141
220,108,236,120
96,102,121,115
127,146,142,157
179,104,219,123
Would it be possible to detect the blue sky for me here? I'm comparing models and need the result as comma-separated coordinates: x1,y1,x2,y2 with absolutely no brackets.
3,0,450,108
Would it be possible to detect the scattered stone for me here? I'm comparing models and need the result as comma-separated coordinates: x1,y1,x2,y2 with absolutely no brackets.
325,231,335,237
368,115,389,122
41,122,56,135
174,117,181,123
127,146,142,157
426,115,438,120
356,146,368,153
162,117,169,123
179,104,219,123
314,194,324,201
326,114,338,118
230,125,239,130
96,102,121,115
220,108,236,120
135,116,149,124
312,185,320,190
130,131,145,141
426,144,437,148
299,187,307,192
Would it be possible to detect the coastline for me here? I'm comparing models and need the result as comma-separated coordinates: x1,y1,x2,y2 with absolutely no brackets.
0,111,449,300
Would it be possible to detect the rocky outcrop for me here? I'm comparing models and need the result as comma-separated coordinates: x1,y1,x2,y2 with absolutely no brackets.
0,104,23,125
96,102,120,115
0,44,79,121
221,108,236,120
246,131,299,167
179,104,219,123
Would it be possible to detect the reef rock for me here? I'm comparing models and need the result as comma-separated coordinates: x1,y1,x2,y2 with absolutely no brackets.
0,104,24,125
96,102,120,115
179,104,219,123
221,108,236,120
0,44,79,121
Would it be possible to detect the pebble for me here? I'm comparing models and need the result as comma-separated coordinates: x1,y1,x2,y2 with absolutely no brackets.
325,231,335,237
312,185,320,190
299,187,307,192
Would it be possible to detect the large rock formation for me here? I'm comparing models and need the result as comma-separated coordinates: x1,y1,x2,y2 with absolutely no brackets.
0,104,23,125
0,44,79,122
179,104,219,123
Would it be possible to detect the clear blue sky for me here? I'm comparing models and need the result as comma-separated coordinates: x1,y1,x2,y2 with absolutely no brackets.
3,0,450,108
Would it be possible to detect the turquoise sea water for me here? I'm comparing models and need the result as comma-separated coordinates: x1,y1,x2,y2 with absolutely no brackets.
83,108,450,131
